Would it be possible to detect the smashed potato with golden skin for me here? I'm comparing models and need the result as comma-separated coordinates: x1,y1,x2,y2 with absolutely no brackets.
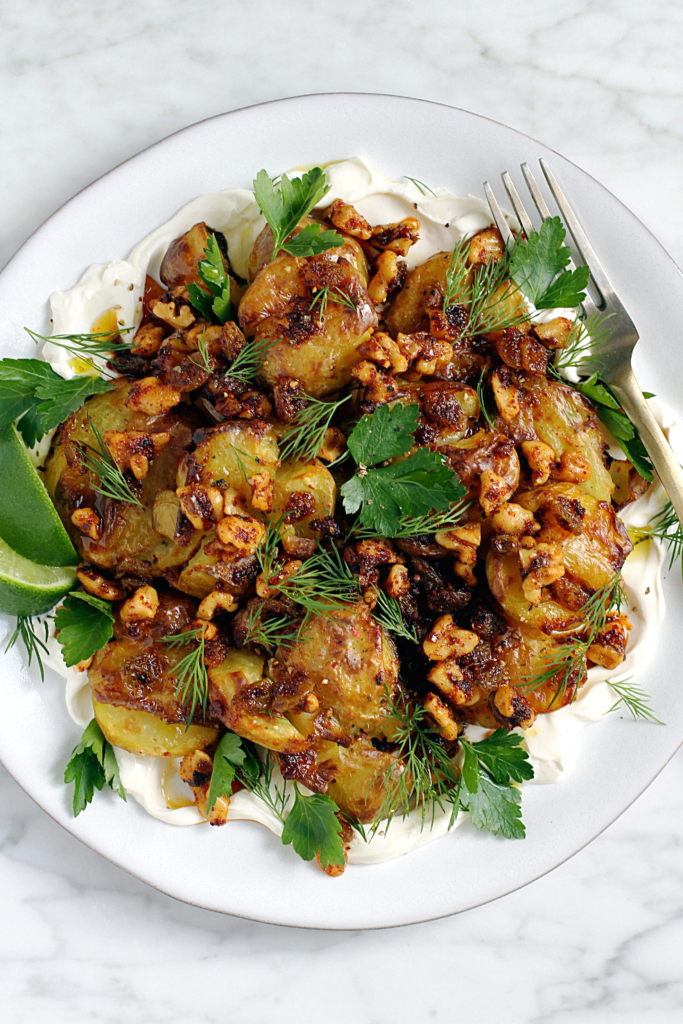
179,420,280,515
93,697,218,757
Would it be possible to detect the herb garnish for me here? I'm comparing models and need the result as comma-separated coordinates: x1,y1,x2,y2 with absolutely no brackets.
309,285,357,320
576,374,653,481
253,168,343,259
607,678,664,724
644,497,683,576
281,785,345,869
4,614,49,681
351,503,470,541
476,367,496,430
370,588,418,644
0,358,113,446
77,416,144,506
54,592,114,667
403,176,437,197
442,237,528,334
509,216,590,309
25,327,134,360
224,336,277,386
162,625,210,723
205,731,247,816
64,718,126,816
187,233,232,325
278,393,350,464
340,403,466,537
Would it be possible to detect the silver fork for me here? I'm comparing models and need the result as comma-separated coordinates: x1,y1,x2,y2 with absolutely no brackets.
483,161,683,525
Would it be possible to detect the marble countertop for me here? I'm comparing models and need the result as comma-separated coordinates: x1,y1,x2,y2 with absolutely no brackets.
2,0,683,1020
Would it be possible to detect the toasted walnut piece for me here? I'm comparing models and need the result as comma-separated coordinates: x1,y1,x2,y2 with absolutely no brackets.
370,217,420,256
103,430,171,474
71,507,101,540
179,750,230,825
368,251,401,304
519,542,565,604
215,514,266,556
177,485,224,531
327,198,372,240
220,321,247,361
256,558,302,598
76,565,125,601
423,615,480,661
192,618,218,641
317,426,346,462
383,564,411,599
479,469,509,516
182,323,225,357
358,330,408,373
272,376,307,423
423,692,460,742
521,439,556,486
350,361,399,406
120,585,159,623
492,685,537,730
125,377,181,414
491,502,540,536
415,338,453,376
468,227,505,265
131,322,165,356
490,368,520,422
427,658,481,707
151,298,195,330
197,590,239,620
249,472,274,512
553,448,592,484
493,684,516,718
281,534,317,559
434,523,481,587
129,455,148,480
534,317,573,350
587,619,628,669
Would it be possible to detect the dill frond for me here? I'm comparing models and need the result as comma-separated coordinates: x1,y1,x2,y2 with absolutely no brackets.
224,336,277,386
352,501,471,541
78,416,143,507
551,312,615,376
237,749,291,823
278,393,350,464
607,677,664,725
162,626,210,724
476,367,496,429
371,589,418,644
309,285,357,321
644,498,683,576
242,604,306,651
5,615,49,681
404,176,437,197
26,326,135,359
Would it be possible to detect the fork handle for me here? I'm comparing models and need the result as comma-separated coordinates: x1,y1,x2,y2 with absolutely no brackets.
608,367,683,525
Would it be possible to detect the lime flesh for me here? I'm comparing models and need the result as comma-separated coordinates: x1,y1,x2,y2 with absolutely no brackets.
0,536,76,616
0,424,78,566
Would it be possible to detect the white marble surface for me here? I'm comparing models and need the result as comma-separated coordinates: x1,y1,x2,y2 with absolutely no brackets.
1,0,683,1019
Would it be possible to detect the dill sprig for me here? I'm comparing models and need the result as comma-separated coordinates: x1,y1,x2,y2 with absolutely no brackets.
224,336,277,386
373,685,461,832
403,176,437,197
309,285,357,320
237,747,291,822
278,393,350,464
643,498,683,577
162,626,210,723
522,573,626,705
242,603,306,651
371,589,418,644
441,237,528,335
476,367,496,429
26,326,135,359
550,312,615,376
191,326,212,373
352,501,471,541
5,614,50,682
607,677,664,725
77,415,143,507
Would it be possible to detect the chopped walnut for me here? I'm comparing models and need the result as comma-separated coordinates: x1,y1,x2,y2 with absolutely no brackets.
215,514,266,557
256,559,302,598
71,507,101,540
131,322,165,357
383,564,411,599
492,684,536,729
179,750,230,825
197,590,240,619
423,615,480,661
103,430,170,475
220,321,247,361
368,251,401,304
435,523,481,587
249,472,274,512
281,534,317,559
317,426,346,462
553,448,592,484
587,618,628,669
490,367,520,422
150,298,195,330
350,360,399,407
521,439,556,486
370,217,420,257
490,503,540,537
358,331,408,373
327,199,372,240
427,658,481,707
76,565,125,601
479,469,510,516
120,585,159,623
518,542,565,604
125,377,181,414
272,376,307,423
182,322,224,355
176,485,224,530
423,692,460,742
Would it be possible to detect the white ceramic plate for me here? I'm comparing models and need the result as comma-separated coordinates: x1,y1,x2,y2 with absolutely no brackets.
1,93,682,930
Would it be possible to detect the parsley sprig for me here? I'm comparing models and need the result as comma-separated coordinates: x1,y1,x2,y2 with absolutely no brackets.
64,718,126,816
509,216,590,309
340,403,466,537
253,168,344,259
187,233,232,325
54,592,114,667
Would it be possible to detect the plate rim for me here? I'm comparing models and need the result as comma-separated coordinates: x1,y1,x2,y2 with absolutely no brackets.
1,91,682,930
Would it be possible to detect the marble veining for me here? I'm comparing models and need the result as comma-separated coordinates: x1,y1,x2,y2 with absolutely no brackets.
1,0,683,1020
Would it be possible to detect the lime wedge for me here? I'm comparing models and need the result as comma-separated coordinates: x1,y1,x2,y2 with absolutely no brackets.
0,536,76,616
0,424,78,566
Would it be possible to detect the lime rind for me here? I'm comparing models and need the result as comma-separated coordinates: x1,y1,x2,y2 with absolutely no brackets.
0,537,76,616
0,424,78,566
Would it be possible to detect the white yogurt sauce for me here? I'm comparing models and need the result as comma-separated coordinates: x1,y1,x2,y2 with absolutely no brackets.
38,158,678,863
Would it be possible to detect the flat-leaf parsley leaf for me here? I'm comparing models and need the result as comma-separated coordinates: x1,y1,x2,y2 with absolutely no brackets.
253,167,343,259
281,785,345,869
54,592,114,667
64,718,126,816
510,216,590,310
